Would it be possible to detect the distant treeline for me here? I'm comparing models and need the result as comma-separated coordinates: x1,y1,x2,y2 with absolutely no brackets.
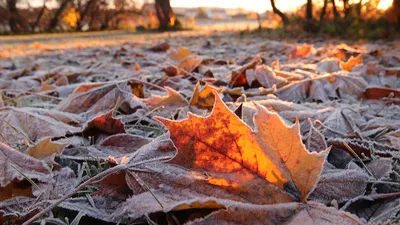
0,0,399,38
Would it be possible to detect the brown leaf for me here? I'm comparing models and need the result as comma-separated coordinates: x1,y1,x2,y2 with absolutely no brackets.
178,56,202,73
57,81,144,119
148,42,170,52
168,46,191,62
316,58,341,73
365,87,400,99
305,119,327,153
144,87,188,110
342,192,400,224
0,142,51,200
309,168,370,204
186,201,363,225
99,134,151,156
291,44,313,58
156,93,329,203
189,82,223,110
246,65,287,88
229,54,262,88
0,107,80,144
54,75,69,86
83,100,125,134
275,74,367,102
38,81,55,92
26,137,67,161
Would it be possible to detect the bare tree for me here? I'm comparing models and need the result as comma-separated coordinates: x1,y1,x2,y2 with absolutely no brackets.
75,0,97,31
270,0,289,25
320,0,328,21
6,0,28,33
320,0,339,21
342,0,350,17
31,0,47,32
331,0,339,19
48,0,71,31
155,0,174,30
306,0,313,20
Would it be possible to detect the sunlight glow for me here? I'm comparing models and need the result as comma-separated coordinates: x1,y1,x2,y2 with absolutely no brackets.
377,0,393,10
170,0,302,13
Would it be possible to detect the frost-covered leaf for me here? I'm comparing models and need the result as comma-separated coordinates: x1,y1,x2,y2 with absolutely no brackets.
156,94,329,202
0,107,80,144
0,142,51,200
187,201,363,225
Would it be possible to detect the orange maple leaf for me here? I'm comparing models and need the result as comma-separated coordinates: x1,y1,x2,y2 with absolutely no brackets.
167,46,191,62
189,81,223,110
156,93,329,202
340,54,363,71
291,44,312,58
144,87,188,109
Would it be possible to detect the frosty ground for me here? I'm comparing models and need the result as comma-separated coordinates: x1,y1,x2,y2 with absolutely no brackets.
0,31,399,225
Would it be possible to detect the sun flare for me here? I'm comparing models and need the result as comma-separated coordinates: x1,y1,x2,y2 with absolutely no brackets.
377,0,393,10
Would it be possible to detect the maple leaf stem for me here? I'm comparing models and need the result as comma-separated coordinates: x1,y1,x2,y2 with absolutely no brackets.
131,171,165,210
0,89,63,101
1,118,35,145
342,141,375,178
22,164,128,225
9,163,40,189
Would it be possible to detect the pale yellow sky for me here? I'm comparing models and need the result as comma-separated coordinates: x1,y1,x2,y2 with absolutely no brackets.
171,0,393,13
26,0,394,12
171,0,300,13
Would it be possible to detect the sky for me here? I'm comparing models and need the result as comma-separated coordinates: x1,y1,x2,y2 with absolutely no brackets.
25,0,394,12
171,0,394,13
171,0,301,13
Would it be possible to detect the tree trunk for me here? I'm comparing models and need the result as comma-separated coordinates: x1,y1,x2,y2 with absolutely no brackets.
306,0,313,20
76,0,95,31
356,0,362,19
31,1,47,32
155,0,174,30
343,0,349,17
331,0,340,19
48,0,70,32
320,0,328,21
270,0,289,25
7,0,19,33
393,0,400,28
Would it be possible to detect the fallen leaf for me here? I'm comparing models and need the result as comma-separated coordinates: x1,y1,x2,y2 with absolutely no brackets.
309,168,370,204
365,87,400,99
340,54,363,71
245,65,287,88
38,81,55,92
0,142,51,200
168,46,191,62
0,107,80,144
156,93,329,202
179,56,202,73
342,192,400,224
189,82,223,110
26,137,67,161
57,81,144,119
98,134,151,156
305,118,327,153
54,75,69,86
147,42,170,52
275,73,367,102
186,200,363,225
83,99,125,134
316,58,341,73
291,44,313,58
144,87,188,110
229,54,262,87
